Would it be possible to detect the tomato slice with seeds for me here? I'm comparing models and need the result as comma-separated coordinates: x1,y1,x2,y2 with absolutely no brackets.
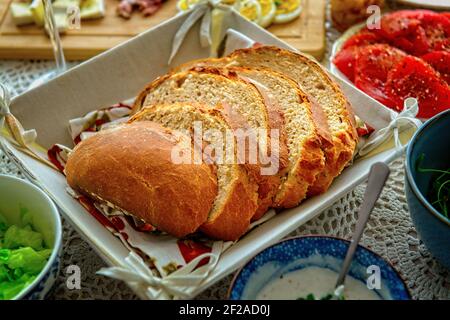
342,31,383,50
333,46,358,81
420,13,450,51
376,10,423,40
334,32,385,82
334,10,450,117
386,56,450,118
432,39,450,52
422,51,450,85
355,78,399,108
355,44,407,84
353,44,407,107
396,25,430,56
375,10,449,55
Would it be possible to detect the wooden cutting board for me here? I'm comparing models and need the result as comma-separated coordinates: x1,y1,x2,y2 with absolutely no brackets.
0,0,326,61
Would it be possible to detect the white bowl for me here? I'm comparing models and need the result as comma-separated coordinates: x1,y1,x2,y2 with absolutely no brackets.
0,174,62,300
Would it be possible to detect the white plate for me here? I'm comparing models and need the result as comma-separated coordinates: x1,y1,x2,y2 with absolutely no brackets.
396,0,450,10
1,11,405,299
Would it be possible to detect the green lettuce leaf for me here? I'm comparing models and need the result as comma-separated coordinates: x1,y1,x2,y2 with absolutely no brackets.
7,247,47,274
0,265,12,282
3,225,43,250
0,273,36,300
0,211,52,299
37,248,52,260
0,249,10,264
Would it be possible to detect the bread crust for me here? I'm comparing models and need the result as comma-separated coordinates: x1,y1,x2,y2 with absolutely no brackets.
65,121,217,238
133,67,289,219
214,67,290,217
226,46,358,196
130,104,259,241
226,66,325,208
200,165,258,240
172,59,328,209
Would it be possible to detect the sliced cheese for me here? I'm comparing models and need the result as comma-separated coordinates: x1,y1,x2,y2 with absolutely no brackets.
53,0,81,10
29,0,45,27
10,2,34,26
53,11,68,33
80,0,105,20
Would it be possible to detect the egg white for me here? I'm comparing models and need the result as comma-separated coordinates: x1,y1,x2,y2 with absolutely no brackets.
239,0,263,25
258,0,276,28
274,1,302,24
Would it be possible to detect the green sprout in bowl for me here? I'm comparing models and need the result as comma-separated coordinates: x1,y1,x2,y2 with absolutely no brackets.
297,293,346,300
416,154,450,219
0,210,52,300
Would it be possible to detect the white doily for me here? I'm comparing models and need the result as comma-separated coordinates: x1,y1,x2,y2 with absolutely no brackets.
1,0,449,300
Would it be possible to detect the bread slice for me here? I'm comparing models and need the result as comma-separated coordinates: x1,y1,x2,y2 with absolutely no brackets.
174,62,326,207
224,46,358,195
172,47,357,196
65,121,217,238
133,68,289,218
129,103,259,241
229,67,326,208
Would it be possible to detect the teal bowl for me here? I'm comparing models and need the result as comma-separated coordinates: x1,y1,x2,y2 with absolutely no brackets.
0,174,62,299
405,109,450,269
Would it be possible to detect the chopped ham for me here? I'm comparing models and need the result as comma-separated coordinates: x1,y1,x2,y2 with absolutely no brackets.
117,0,166,19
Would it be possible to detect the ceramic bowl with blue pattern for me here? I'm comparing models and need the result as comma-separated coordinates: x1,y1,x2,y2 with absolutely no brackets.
0,174,62,300
405,109,450,270
228,236,410,300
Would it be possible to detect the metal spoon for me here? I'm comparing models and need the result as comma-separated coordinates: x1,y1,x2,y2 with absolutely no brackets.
333,162,391,299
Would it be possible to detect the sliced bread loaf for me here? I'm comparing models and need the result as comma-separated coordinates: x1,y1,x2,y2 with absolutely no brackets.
173,60,328,207
65,121,217,238
224,46,358,195
129,103,259,240
133,68,289,218
230,67,326,208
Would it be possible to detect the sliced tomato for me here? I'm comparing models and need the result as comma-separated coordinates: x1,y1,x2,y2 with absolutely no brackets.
376,10,447,55
334,31,386,82
403,9,438,19
376,10,423,40
422,51,450,84
342,31,383,50
333,46,358,81
356,44,407,83
443,12,450,21
355,78,400,108
420,12,450,51
353,44,407,109
434,39,450,51
386,56,450,118
397,25,430,56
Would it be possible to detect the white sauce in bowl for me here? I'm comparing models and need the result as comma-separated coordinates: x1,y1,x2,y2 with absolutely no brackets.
257,266,380,300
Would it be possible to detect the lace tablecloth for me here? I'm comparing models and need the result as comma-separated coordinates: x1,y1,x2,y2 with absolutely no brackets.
1,3,449,300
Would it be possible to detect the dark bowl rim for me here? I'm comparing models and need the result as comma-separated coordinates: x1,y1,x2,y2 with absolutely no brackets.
405,109,450,227
227,235,412,300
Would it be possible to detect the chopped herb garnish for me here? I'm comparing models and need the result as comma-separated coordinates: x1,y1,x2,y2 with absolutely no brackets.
306,293,315,300
416,154,450,219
